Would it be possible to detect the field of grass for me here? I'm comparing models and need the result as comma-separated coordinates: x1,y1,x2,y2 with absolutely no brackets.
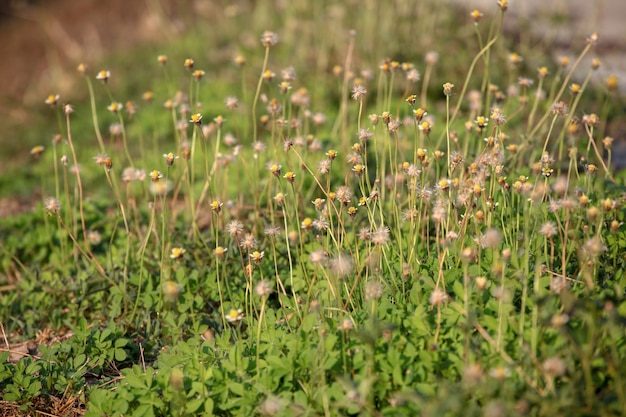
1,1,626,416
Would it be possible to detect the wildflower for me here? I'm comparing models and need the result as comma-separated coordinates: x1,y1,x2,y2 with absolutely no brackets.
44,197,61,215
475,276,488,290
591,58,601,70
406,69,420,83
163,281,181,301
489,366,511,381
264,226,281,238
149,178,172,197
543,357,566,377
254,280,273,298
149,170,163,182
429,289,449,306
63,104,73,115
192,69,205,81
582,236,606,259
550,101,568,116
250,250,264,264
418,121,431,135
240,233,258,250
77,63,88,74
96,70,110,83
157,55,167,65
214,246,228,260
352,164,364,176
45,94,60,107
283,171,296,183
234,54,246,66
269,163,282,177
351,85,367,100
497,0,508,11
364,280,384,301
163,152,178,167
87,230,102,246
274,192,286,206
30,145,45,158
312,217,329,232
371,226,391,246
309,249,327,265
210,200,223,213
60,155,69,165
259,396,283,416
368,113,379,125
425,51,439,65
518,77,533,88
606,75,618,91
312,198,326,211
142,91,154,102
539,222,558,238
189,113,203,125
93,154,108,166
224,96,239,110
586,32,599,46
347,207,358,217
475,116,489,130
170,247,185,260
569,83,582,95
301,217,313,230
346,152,361,165
442,82,454,96
329,253,353,277
335,186,353,205
340,318,354,332
551,313,569,328
226,308,244,323
260,31,279,47
508,52,523,66
481,228,502,249
470,9,483,23
106,102,123,113
226,220,244,237
183,58,194,69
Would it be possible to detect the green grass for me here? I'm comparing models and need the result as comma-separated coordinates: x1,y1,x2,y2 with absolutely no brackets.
1,1,626,416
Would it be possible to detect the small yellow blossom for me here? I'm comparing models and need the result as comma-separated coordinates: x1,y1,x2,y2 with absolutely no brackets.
189,113,203,125
45,94,60,106
226,308,244,323
30,145,45,157
170,247,186,260
210,200,223,213
150,170,164,182
250,250,264,264
96,70,111,83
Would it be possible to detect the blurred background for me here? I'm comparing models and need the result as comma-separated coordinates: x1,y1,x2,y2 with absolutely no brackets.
0,0,624,213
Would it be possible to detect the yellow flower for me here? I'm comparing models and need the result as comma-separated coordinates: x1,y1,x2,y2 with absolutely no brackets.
226,308,244,323
189,113,203,125
210,200,223,213
283,171,296,183
30,145,45,157
107,102,123,113
150,170,164,182
96,70,111,83
250,250,264,264
45,94,60,106
170,247,186,260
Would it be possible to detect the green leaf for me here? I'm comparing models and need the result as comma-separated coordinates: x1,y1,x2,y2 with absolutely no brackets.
115,348,127,362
